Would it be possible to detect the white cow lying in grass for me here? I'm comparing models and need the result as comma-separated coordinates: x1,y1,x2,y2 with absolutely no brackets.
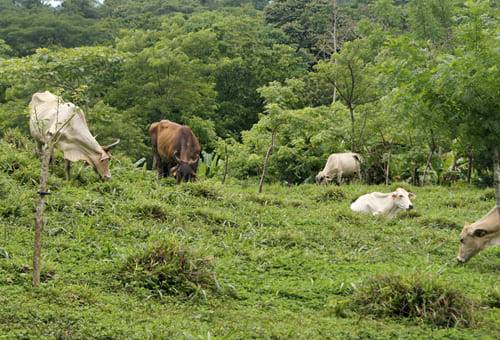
350,188,416,219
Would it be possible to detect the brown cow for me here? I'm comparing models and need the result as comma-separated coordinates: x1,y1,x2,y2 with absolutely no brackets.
149,120,201,183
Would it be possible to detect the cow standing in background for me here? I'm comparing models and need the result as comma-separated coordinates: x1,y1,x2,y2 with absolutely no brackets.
149,120,201,183
457,206,500,263
316,152,362,184
29,91,119,180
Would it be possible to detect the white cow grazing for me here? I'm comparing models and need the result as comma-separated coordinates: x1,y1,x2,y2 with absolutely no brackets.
457,206,500,263
29,91,119,180
350,188,416,218
316,152,362,184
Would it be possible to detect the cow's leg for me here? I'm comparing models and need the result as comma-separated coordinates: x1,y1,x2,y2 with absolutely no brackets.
34,141,43,158
163,161,171,178
64,159,71,180
337,171,343,185
157,159,165,178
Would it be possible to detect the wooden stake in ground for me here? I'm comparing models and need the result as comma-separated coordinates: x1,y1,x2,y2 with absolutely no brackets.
31,96,75,287
494,148,500,211
33,143,53,287
222,143,229,185
258,131,275,194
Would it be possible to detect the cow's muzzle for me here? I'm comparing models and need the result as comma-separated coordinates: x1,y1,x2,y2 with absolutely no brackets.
408,204,414,210
456,256,467,263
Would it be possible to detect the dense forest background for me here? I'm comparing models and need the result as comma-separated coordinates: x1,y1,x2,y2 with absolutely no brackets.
0,0,498,185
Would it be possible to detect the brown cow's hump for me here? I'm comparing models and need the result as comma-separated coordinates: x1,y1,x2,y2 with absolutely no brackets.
149,122,159,135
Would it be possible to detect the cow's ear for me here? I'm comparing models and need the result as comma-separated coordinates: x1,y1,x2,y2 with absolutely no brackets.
409,192,416,198
391,193,397,198
472,229,488,237
100,153,110,161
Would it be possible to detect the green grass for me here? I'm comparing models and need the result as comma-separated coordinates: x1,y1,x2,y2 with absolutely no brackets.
0,137,498,338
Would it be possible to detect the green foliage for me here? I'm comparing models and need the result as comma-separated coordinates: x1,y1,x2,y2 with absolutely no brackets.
228,101,349,183
0,134,498,337
0,3,110,56
1,46,125,106
87,102,148,161
352,274,476,327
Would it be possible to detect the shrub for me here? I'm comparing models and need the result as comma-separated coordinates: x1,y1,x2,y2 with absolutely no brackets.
118,239,219,300
351,274,475,328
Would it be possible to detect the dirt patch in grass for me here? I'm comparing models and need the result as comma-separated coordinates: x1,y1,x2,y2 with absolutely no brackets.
118,240,219,300
352,274,476,328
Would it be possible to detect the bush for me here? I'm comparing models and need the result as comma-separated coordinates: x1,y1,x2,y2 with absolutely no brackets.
351,274,476,328
118,239,219,300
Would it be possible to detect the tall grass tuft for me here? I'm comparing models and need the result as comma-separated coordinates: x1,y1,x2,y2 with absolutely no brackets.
118,239,219,300
352,274,476,328
315,187,346,202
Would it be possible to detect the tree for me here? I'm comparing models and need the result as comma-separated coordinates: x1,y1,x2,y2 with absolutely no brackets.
0,4,110,56
0,46,125,106
314,39,380,151
430,1,499,201
61,0,100,18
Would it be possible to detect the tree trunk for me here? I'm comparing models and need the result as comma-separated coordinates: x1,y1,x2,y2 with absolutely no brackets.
222,144,228,185
385,152,391,186
422,148,434,185
467,149,473,183
349,106,355,151
258,131,276,194
33,143,52,287
494,148,500,211
331,0,338,103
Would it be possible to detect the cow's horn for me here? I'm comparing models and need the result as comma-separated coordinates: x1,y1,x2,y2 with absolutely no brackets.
103,139,120,151
188,156,199,166
174,151,181,163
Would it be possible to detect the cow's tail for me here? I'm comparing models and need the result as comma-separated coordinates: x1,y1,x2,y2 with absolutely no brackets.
149,122,160,169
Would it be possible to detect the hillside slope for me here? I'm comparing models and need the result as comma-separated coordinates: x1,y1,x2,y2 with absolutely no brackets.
0,133,498,338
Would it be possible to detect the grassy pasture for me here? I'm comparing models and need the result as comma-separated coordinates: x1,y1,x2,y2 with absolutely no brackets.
0,137,498,338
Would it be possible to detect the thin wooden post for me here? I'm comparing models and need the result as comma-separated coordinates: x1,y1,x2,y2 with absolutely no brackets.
422,148,434,185
258,131,275,194
494,148,500,211
33,143,52,287
222,144,228,185
385,152,391,186
467,149,473,184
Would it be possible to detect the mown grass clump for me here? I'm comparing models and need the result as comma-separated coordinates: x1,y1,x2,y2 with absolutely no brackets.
479,190,495,202
315,187,346,202
118,239,219,300
351,274,476,328
180,182,222,200
246,193,284,207
133,202,168,221
484,287,500,308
